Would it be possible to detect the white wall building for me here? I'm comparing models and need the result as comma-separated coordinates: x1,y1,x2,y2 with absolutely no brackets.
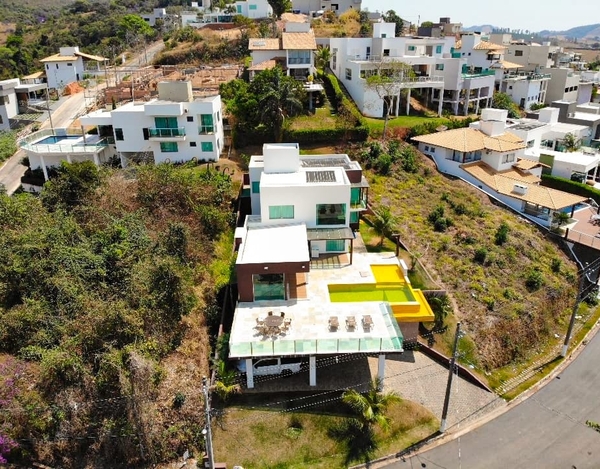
40,47,107,90
141,8,168,26
0,79,19,131
499,72,550,110
80,81,224,167
235,0,272,18
249,22,317,80
413,108,587,226
544,68,592,105
330,23,494,117
291,0,361,15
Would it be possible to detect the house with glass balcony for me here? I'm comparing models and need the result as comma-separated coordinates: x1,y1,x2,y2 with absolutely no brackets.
248,22,317,81
329,23,495,117
79,80,224,166
230,143,435,389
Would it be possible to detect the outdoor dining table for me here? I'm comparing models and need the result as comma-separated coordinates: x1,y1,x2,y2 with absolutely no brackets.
264,315,284,328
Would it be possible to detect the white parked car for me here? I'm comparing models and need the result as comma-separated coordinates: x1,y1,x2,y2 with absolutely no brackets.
236,357,304,376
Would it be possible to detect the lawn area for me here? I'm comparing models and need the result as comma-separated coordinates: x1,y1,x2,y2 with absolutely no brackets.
288,107,339,131
364,115,447,134
213,399,438,468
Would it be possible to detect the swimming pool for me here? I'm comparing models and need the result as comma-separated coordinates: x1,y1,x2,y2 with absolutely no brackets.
328,283,416,303
35,135,80,145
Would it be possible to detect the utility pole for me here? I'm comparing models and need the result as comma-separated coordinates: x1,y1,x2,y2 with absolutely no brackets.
202,376,215,469
440,322,461,433
561,267,588,358
45,84,55,133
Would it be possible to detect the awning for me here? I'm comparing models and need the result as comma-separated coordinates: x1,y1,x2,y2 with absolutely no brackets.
307,227,355,241
351,176,370,188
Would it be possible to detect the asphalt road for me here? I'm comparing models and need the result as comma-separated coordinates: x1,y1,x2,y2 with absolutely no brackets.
385,330,600,469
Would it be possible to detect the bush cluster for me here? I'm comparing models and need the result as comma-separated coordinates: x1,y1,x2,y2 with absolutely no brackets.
541,174,600,205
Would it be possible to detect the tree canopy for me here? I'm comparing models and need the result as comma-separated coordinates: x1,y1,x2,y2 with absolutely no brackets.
382,10,407,36
267,0,291,20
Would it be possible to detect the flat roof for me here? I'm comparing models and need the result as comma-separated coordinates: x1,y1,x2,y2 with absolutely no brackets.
509,119,547,131
229,253,408,359
236,223,310,265
260,166,348,187
307,227,355,241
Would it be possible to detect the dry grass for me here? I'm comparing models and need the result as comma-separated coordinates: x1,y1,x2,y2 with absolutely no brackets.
359,146,579,375
288,107,339,131
0,22,15,44
212,399,437,468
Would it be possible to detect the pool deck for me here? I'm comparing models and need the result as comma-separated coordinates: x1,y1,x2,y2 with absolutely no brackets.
229,252,411,358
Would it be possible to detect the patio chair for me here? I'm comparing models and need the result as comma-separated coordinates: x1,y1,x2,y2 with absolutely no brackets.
256,317,264,328
283,318,292,331
329,316,339,331
268,311,273,316
346,316,356,331
362,315,373,332
280,312,285,318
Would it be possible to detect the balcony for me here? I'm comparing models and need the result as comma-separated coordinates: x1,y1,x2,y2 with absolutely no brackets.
504,72,552,81
148,127,186,141
198,125,215,134
462,70,496,78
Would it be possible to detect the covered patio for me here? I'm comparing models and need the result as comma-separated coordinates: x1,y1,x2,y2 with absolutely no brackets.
307,227,355,266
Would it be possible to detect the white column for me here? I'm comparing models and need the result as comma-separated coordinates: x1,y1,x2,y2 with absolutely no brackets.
475,88,481,115
377,354,386,387
93,153,100,167
438,88,444,116
66,154,72,164
309,355,316,386
246,358,254,389
119,152,127,168
406,88,411,115
40,155,49,181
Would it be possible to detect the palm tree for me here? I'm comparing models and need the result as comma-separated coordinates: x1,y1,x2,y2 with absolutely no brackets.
314,46,332,71
213,360,241,403
258,68,304,142
342,377,401,432
428,294,452,331
562,132,582,152
372,206,396,247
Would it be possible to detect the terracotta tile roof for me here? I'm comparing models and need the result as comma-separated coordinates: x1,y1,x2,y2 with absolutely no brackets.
248,38,281,50
462,161,587,210
75,51,107,62
491,60,523,69
282,31,317,50
248,57,287,71
514,158,550,170
413,127,526,153
22,71,44,79
40,54,78,63
473,40,506,51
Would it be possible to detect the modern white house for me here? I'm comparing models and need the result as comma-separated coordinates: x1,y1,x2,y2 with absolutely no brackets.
140,8,168,26
488,35,561,71
235,0,272,18
413,108,587,227
545,68,594,105
330,23,494,117
291,0,361,16
248,22,317,80
230,143,434,389
40,47,107,91
498,72,550,110
79,80,224,167
0,79,19,131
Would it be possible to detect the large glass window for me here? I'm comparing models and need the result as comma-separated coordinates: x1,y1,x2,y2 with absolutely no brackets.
350,188,361,206
253,273,285,301
316,204,346,225
288,50,311,64
160,142,178,152
199,114,214,133
436,45,442,54
269,205,294,219
201,141,213,152
252,181,260,193
350,212,360,223
326,239,346,252
154,117,178,128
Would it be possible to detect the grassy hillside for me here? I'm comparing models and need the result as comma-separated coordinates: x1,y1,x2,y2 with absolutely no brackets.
350,141,579,372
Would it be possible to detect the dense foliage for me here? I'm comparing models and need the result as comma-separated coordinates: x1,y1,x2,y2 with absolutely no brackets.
0,161,235,466
541,174,600,204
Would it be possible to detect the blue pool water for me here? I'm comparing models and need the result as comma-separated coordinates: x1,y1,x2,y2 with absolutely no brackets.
35,135,80,145
561,203,588,214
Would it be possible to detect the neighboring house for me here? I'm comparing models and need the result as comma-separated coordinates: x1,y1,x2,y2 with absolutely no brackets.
20,81,223,184
291,0,361,16
488,36,561,71
528,100,600,143
417,17,462,38
413,108,587,227
230,143,434,388
330,23,494,117
79,80,224,167
235,0,272,18
0,79,19,131
498,71,550,110
141,8,168,26
545,68,594,105
581,70,600,83
40,47,107,91
248,22,317,80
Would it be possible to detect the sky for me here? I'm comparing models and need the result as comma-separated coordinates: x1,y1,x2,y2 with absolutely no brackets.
360,0,596,32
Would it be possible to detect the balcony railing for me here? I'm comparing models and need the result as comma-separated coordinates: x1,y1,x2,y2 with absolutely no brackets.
350,200,367,210
351,54,436,62
462,70,496,78
198,125,215,134
504,72,552,80
148,127,186,138
288,58,311,65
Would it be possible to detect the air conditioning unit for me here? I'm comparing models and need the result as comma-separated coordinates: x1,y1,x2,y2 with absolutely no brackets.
513,183,528,195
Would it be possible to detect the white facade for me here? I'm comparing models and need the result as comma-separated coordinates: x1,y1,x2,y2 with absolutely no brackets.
292,0,361,15
235,0,272,18
500,73,550,110
41,46,106,90
0,79,19,131
501,41,560,71
80,81,224,166
141,8,168,26
545,68,583,104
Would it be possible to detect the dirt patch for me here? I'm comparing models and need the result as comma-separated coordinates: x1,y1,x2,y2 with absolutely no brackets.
0,22,15,45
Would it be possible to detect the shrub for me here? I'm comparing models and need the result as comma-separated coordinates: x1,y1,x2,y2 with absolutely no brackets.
376,153,393,175
474,247,487,264
541,174,600,205
494,221,510,245
550,258,562,273
173,392,186,409
433,217,449,232
453,203,468,215
525,268,544,291
428,205,445,223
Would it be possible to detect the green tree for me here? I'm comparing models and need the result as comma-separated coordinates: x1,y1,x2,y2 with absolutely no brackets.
118,14,156,41
561,132,582,152
251,67,304,141
41,161,102,212
492,92,521,118
342,378,401,432
267,0,291,19
382,10,406,36
365,60,415,139
428,294,452,330
314,45,331,70
420,21,434,28
372,206,396,246
213,360,241,402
